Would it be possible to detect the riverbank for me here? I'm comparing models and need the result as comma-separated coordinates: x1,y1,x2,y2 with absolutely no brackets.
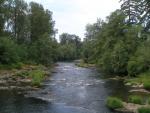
106,72,150,113
75,61,150,113
0,64,51,91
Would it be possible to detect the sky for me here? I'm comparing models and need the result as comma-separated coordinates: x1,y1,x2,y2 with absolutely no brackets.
25,0,120,40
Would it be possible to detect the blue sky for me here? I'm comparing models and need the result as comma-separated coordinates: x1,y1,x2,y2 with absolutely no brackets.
25,0,120,40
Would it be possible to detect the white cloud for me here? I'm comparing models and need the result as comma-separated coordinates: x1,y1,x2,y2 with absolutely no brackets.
25,0,120,40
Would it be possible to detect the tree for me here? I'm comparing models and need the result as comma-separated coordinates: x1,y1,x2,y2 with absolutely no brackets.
82,19,104,63
120,0,150,31
85,18,103,40
30,2,55,42
59,33,82,60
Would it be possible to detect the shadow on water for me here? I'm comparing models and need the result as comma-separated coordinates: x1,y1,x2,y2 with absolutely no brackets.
0,62,130,113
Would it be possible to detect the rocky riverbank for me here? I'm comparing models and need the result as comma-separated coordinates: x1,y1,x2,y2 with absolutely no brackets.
0,65,51,91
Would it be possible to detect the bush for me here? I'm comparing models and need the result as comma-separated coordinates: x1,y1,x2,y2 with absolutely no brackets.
127,42,150,76
127,57,147,76
138,107,150,113
28,36,55,66
143,82,150,90
29,69,45,86
128,95,143,104
106,97,123,109
0,37,20,64
11,62,24,69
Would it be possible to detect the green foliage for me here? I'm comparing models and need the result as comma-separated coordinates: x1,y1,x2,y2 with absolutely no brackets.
106,97,123,109
120,0,150,31
143,82,150,91
82,8,149,77
58,44,76,61
16,68,46,86
29,69,45,86
0,37,20,64
58,33,82,61
0,0,59,68
128,95,143,104
28,34,56,66
138,107,150,113
95,10,138,74
30,2,55,42
127,41,150,76
125,71,150,86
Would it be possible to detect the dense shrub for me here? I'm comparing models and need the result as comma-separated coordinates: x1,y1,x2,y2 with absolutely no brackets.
106,97,123,109
138,107,150,113
28,34,57,66
128,41,150,76
57,44,76,61
0,37,21,64
29,69,45,86
128,95,143,104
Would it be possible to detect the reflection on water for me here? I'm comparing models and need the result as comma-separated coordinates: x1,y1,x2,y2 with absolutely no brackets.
0,62,130,113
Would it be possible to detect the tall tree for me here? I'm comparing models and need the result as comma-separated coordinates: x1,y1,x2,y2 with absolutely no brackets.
121,0,150,31
2,0,29,43
30,2,55,42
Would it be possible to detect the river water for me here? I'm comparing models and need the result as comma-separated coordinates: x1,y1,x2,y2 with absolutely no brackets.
0,62,130,113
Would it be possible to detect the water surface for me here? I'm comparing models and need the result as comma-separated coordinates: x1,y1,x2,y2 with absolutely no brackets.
0,62,130,113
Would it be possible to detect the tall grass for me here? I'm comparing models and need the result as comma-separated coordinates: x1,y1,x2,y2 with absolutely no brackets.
106,97,123,109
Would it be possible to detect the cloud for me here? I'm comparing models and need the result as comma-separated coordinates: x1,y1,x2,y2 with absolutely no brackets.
25,0,120,40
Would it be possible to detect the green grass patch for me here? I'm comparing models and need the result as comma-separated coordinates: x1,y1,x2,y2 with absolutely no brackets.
125,71,150,86
106,97,123,109
128,95,143,104
138,107,150,113
15,65,46,87
29,69,45,86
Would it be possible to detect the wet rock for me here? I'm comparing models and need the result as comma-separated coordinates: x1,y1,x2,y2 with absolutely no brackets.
129,88,150,94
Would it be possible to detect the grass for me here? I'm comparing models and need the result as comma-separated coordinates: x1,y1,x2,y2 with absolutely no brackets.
29,69,45,86
128,95,143,105
15,65,46,87
138,107,150,113
125,71,150,87
106,97,123,109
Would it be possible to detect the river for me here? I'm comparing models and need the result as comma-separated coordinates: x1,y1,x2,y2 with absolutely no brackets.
0,62,130,113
